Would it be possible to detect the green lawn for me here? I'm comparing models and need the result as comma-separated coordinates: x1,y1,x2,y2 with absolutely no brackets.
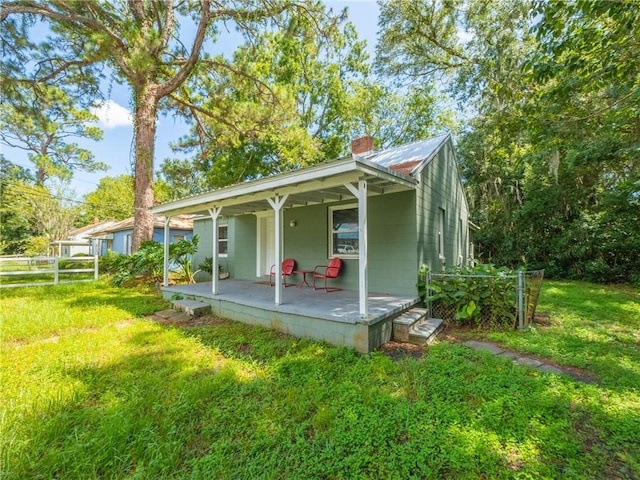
1,280,638,479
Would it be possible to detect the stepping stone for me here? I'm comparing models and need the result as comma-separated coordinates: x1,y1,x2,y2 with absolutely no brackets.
515,357,544,368
172,299,211,317
168,312,193,323
538,364,564,374
155,309,178,319
464,340,504,355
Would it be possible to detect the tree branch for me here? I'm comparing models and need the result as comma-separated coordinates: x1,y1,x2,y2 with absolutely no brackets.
156,0,211,99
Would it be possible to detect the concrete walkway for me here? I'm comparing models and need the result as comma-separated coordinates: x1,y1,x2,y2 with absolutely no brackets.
463,340,598,384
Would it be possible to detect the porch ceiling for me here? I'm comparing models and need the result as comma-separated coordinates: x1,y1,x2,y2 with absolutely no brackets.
151,156,416,217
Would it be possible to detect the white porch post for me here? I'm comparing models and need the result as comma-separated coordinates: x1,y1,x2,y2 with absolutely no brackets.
208,207,222,295
345,180,368,318
266,194,289,305
163,216,171,287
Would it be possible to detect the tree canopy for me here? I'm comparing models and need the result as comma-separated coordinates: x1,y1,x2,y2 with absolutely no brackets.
376,0,640,284
0,84,106,185
1,0,345,251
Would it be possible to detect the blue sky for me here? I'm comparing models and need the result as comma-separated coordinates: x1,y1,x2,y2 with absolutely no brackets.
3,1,380,197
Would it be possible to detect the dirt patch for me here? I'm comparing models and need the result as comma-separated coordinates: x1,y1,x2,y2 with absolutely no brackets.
148,313,229,328
377,341,426,361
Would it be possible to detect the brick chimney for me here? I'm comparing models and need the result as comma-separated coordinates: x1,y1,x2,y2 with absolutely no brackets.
351,135,374,156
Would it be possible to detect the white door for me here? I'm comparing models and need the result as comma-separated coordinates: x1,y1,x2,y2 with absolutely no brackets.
257,215,275,277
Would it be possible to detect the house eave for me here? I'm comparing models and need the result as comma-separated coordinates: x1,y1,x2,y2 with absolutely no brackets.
151,157,416,217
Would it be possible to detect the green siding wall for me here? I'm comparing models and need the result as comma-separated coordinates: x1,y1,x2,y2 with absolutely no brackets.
193,218,212,281
367,191,417,295
232,215,257,280
192,217,231,281
281,191,417,296
416,140,470,272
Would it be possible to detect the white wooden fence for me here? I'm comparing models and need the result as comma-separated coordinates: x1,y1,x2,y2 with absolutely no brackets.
0,255,99,288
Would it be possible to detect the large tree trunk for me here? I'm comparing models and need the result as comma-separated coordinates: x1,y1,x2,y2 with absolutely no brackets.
132,86,159,252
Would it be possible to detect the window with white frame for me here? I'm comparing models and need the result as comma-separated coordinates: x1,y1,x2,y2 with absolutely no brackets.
438,208,445,261
173,234,186,243
329,204,359,257
218,225,228,256
457,218,465,266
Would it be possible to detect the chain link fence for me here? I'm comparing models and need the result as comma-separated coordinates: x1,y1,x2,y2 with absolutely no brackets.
426,270,545,330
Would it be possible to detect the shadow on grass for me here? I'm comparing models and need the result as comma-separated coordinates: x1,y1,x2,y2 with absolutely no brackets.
4,318,639,479
1,281,168,319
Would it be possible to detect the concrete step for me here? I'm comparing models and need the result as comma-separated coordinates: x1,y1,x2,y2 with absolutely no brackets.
392,308,427,342
172,299,211,317
408,318,444,345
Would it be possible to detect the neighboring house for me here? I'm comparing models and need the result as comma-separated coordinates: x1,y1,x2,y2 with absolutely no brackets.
50,219,116,257
152,133,472,351
89,215,193,256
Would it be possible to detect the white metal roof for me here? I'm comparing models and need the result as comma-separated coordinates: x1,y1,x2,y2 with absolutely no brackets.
362,133,450,174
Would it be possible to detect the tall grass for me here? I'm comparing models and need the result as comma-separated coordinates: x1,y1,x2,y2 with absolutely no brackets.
1,280,638,479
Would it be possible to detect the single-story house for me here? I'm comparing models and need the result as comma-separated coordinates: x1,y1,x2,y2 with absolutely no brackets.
152,133,472,352
50,219,117,257
89,215,193,256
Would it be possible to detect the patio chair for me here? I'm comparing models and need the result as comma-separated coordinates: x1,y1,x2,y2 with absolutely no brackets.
312,257,343,292
269,258,297,287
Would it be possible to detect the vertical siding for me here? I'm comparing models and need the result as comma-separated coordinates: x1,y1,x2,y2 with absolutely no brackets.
416,140,470,272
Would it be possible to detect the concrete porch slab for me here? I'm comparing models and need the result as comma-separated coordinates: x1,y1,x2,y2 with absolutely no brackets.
161,280,420,353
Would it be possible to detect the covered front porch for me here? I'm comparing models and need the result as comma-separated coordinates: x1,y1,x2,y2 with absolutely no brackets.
161,280,419,353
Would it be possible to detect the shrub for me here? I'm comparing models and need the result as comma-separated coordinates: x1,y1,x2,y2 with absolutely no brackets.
108,236,201,287
111,241,164,287
99,251,125,274
422,263,519,329
170,235,200,284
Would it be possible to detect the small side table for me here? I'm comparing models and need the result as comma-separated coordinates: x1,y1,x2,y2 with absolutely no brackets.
293,270,314,288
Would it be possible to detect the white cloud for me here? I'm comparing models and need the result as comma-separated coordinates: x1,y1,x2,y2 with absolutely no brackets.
91,100,133,128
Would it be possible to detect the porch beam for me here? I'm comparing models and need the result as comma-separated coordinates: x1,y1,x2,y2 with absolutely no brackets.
208,207,222,295
163,216,171,287
343,181,369,318
266,194,289,305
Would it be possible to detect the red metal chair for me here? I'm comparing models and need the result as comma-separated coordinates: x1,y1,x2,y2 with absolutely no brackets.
312,257,343,292
269,258,297,287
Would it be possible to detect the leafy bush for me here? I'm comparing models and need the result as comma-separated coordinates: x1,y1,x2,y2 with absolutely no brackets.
23,236,48,256
111,241,164,287
199,256,227,275
422,263,519,329
199,257,213,275
99,251,125,274
171,235,200,283
58,258,92,270
108,236,200,286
